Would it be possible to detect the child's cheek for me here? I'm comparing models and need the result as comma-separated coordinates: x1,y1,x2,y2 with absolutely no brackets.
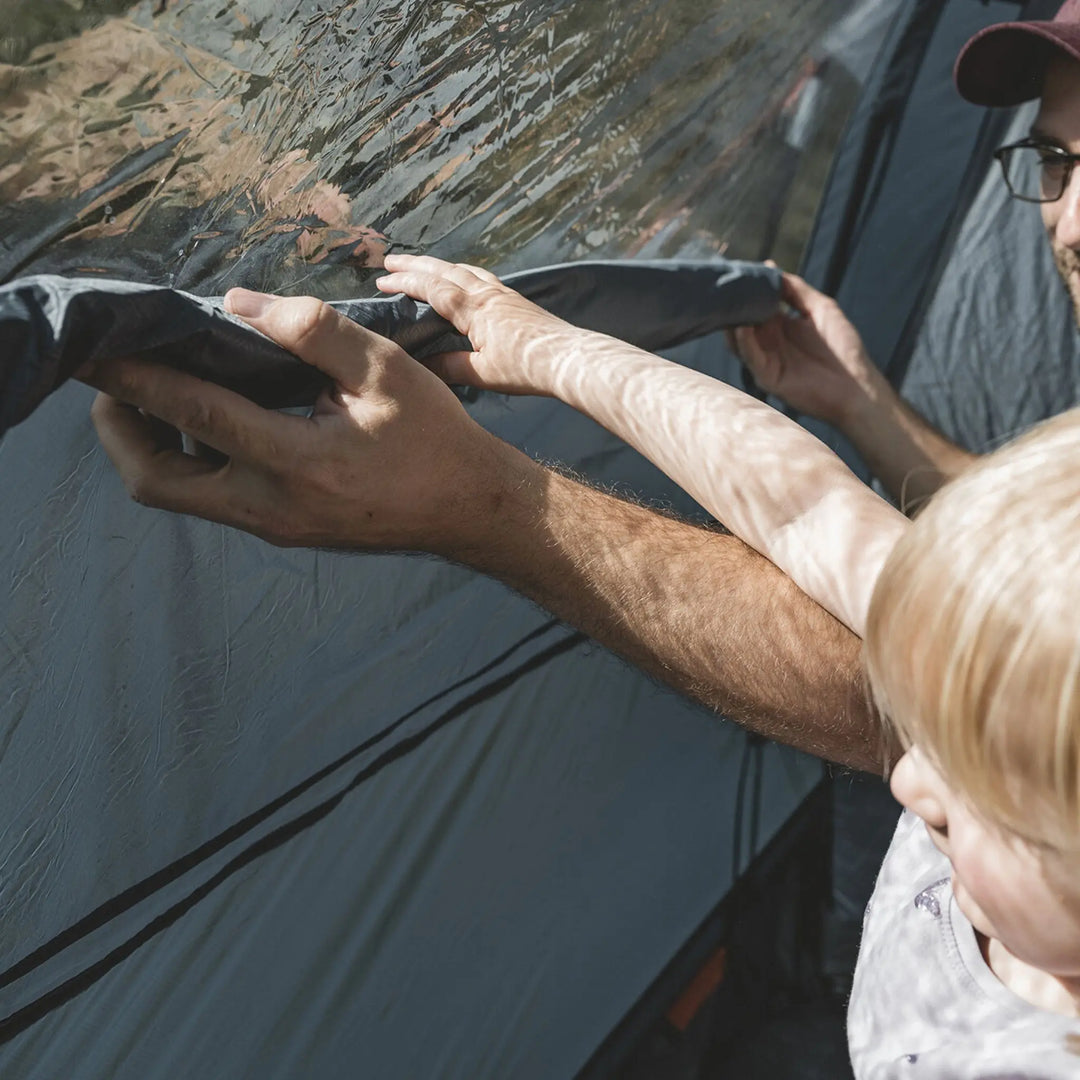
951,871,998,940
948,840,1008,934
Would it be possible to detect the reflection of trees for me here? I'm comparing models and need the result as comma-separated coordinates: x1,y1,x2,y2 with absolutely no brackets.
0,0,858,292
0,19,389,282
0,0,135,65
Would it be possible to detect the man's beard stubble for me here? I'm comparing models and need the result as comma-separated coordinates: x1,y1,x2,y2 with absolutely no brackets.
1051,234,1080,327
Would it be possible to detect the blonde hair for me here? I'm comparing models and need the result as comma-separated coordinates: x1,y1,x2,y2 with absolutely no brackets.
865,408,1080,854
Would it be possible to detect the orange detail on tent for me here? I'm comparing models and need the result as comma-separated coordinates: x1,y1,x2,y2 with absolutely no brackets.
665,946,728,1032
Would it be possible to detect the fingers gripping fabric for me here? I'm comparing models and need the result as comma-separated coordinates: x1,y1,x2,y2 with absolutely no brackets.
0,259,781,435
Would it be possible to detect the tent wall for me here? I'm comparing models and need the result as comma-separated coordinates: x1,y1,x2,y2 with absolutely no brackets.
0,372,825,1079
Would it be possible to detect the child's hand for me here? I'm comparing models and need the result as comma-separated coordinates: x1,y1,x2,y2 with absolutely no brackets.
375,255,588,398
730,271,882,432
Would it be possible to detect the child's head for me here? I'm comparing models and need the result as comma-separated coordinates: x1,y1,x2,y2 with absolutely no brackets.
865,408,1080,980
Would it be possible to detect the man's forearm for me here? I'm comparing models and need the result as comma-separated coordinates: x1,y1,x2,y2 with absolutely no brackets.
842,375,978,511
454,450,885,773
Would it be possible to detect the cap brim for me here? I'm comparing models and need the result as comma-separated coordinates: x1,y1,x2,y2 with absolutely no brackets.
955,21,1080,107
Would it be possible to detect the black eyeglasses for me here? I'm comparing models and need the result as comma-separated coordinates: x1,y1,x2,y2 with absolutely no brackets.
994,137,1080,203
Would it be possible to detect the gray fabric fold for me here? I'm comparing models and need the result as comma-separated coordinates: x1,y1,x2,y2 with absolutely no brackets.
0,259,781,434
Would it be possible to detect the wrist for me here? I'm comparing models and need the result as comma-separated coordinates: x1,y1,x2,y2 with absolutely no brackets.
428,432,546,565
523,324,613,401
833,365,897,439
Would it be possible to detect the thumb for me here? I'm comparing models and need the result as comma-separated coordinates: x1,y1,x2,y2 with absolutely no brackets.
225,289,403,393
424,350,485,388
734,325,779,387
778,272,831,318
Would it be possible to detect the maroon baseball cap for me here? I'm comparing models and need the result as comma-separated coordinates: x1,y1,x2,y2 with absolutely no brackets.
955,0,1080,106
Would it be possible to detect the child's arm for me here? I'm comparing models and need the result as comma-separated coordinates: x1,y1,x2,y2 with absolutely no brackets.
543,335,908,637
378,256,909,637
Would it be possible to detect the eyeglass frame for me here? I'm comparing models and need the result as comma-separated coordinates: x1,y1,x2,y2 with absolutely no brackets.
994,136,1080,204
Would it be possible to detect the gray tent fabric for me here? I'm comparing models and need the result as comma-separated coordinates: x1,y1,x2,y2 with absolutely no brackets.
0,370,823,1078
0,2,918,1078
0,260,781,434
819,0,904,83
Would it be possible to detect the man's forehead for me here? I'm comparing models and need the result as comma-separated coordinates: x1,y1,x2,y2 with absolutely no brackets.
1034,54,1080,138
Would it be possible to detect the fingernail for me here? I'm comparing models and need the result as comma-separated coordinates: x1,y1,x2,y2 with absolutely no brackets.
226,288,275,318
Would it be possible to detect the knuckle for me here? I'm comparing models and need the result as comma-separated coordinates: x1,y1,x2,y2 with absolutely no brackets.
124,471,158,507
477,281,509,309
283,296,338,351
468,264,499,284
89,392,111,424
112,365,145,402
176,396,218,437
371,331,409,368
431,278,464,308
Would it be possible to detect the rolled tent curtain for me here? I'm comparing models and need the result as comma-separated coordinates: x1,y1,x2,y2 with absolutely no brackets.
0,260,781,434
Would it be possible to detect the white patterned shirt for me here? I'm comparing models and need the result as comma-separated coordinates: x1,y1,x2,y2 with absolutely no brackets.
848,810,1080,1078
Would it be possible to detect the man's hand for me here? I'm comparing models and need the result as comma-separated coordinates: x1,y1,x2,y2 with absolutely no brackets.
376,254,596,396
730,271,884,430
83,289,520,555
732,270,976,509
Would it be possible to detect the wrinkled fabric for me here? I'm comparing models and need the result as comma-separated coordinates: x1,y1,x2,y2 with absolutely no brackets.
0,259,781,434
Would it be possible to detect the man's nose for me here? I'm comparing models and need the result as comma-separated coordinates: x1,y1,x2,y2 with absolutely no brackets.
1054,166,1080,251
